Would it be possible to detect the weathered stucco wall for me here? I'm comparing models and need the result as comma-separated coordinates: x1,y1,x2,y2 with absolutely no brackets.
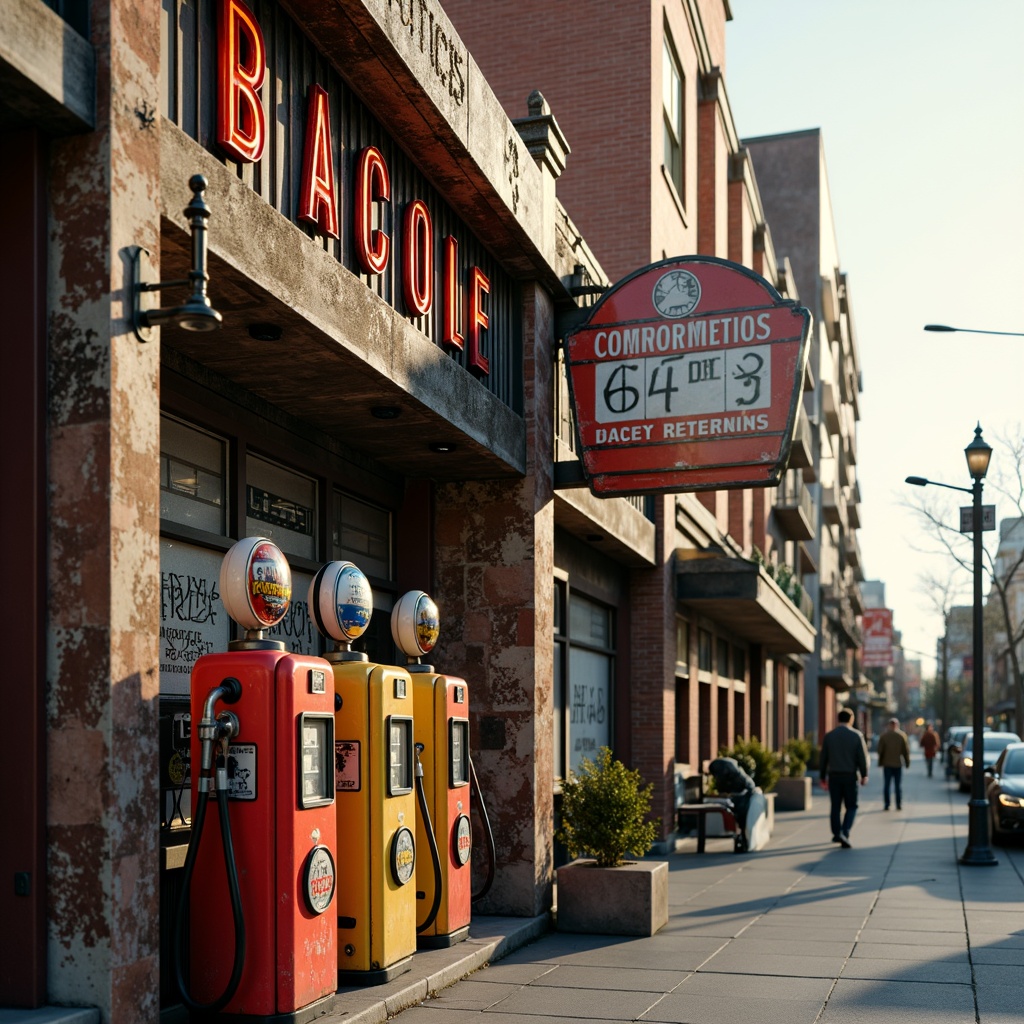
433,282,555,916
46,0,162,1016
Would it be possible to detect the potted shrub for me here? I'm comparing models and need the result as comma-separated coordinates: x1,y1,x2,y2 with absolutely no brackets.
555,747,667,936
774,737,815,811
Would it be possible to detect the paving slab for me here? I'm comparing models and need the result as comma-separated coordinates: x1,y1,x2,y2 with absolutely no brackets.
818,978,976,1023
357,762,1024,1024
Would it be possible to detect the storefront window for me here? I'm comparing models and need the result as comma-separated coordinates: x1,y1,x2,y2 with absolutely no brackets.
553,586,614,779
333,491,391,580
246,454,317,561
160,415,226,533
567,594,613,774
554,581,567,780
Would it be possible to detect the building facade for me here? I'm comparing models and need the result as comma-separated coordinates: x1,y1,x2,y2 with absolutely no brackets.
3,0,861,1018
742,129,866,744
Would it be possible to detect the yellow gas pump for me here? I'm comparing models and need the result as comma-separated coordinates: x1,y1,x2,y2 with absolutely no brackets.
308,561,417,984
392,591,472,947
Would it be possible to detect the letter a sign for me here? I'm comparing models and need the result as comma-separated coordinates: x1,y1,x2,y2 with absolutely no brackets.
564,256,812,496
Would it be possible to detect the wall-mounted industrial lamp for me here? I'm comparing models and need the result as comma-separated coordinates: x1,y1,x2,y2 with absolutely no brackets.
132,174,223,342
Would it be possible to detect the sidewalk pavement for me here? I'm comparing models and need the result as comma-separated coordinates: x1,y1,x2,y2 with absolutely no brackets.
329,760,1024,1024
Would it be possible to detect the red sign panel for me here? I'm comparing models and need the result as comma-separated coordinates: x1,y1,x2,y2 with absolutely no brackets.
564,256,811,495
862,608,894,668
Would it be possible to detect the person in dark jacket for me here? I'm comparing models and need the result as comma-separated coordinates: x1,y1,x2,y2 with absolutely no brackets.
819,707,869,847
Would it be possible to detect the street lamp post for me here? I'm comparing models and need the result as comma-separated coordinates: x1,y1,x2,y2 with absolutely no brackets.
906,423,996,866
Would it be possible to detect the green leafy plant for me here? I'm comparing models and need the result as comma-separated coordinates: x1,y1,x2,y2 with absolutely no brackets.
781,737,814,778
556,747,660,867
717,736,781,793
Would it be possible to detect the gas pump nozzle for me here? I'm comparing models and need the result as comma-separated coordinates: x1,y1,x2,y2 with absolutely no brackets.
198,677,242,774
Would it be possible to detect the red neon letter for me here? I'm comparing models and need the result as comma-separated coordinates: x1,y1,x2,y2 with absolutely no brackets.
468,266,490,377
355,146,391,275
298,85,339,239
442,236,464,352
217,0,266,164
402,200,433,316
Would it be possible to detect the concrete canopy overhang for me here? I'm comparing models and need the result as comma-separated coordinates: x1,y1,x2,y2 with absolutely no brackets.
675,552,816,654
159,126,526,483
0,0,95,134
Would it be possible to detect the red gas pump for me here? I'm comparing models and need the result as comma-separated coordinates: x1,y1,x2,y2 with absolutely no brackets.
391,590,481,947
175,537,338,1021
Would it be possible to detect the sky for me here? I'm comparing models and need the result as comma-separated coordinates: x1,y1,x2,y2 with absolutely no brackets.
726,0,1024,677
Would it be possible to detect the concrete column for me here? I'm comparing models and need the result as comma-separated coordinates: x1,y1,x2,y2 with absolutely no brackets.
45,0,162,1017
432,281,555,916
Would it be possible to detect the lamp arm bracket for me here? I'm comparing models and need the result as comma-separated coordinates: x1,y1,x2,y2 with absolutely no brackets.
131,174,223,343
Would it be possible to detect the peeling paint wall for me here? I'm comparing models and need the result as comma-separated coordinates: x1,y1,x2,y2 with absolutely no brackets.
45,0,162,1017
432,283,556,917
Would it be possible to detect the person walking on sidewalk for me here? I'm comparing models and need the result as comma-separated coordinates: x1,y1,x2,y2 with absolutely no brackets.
878,717,911,809
920,721,941,777
819,707,869,848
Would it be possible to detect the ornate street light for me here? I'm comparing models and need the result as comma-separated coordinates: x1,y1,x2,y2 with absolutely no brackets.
906,424,996,866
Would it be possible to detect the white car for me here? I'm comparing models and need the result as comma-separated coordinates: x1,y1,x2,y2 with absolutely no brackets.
958,731,1023,792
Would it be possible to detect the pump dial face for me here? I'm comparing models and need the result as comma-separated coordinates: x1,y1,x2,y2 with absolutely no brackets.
391,590,440,657
220,537,292,630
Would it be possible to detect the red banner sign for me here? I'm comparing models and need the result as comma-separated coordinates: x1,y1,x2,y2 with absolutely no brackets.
862,608,894,667
564,256,811,495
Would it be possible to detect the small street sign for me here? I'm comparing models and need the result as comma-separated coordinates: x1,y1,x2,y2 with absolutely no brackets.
959,505,995,533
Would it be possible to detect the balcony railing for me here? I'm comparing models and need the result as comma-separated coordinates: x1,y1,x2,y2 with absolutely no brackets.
774,474,815,541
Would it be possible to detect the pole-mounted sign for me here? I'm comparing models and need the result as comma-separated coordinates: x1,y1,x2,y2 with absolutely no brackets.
564,256,812,496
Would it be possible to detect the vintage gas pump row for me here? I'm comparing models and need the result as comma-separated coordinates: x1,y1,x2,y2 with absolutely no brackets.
175,537,490,1021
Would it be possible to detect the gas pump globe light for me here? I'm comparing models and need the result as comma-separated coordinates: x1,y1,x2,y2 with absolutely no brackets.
392,590,440,660
308,560,374,645
219,536,292,632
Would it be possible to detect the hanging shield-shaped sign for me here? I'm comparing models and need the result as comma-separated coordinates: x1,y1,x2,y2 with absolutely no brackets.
564,255,812,495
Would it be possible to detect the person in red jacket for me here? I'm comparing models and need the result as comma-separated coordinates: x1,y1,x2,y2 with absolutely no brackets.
920,721,941,777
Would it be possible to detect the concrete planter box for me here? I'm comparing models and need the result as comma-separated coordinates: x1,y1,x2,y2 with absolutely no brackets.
556,859,668,936
774,776,812,811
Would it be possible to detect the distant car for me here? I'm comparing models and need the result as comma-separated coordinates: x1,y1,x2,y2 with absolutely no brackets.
958,731,1022,792
986,742,1024,843
945,726,972,778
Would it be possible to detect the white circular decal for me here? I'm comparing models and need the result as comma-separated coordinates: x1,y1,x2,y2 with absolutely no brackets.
304,845,336,915
391,826,416,886
452,814,472,866
651,268,701,318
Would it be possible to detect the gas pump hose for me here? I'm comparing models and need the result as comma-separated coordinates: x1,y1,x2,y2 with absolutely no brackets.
469,756,495,902
414,743,443,933
174,682,247,1014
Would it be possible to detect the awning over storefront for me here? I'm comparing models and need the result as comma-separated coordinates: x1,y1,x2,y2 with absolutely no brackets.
675,552,816,654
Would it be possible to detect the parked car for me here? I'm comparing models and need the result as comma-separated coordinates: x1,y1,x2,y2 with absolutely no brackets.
944,726,972,778
958,731,1023,792
986,742,1024,843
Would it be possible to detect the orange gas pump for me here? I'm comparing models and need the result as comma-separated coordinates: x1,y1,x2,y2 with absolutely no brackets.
175,538,338,1021
391,591,473,948
308,561,417,984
